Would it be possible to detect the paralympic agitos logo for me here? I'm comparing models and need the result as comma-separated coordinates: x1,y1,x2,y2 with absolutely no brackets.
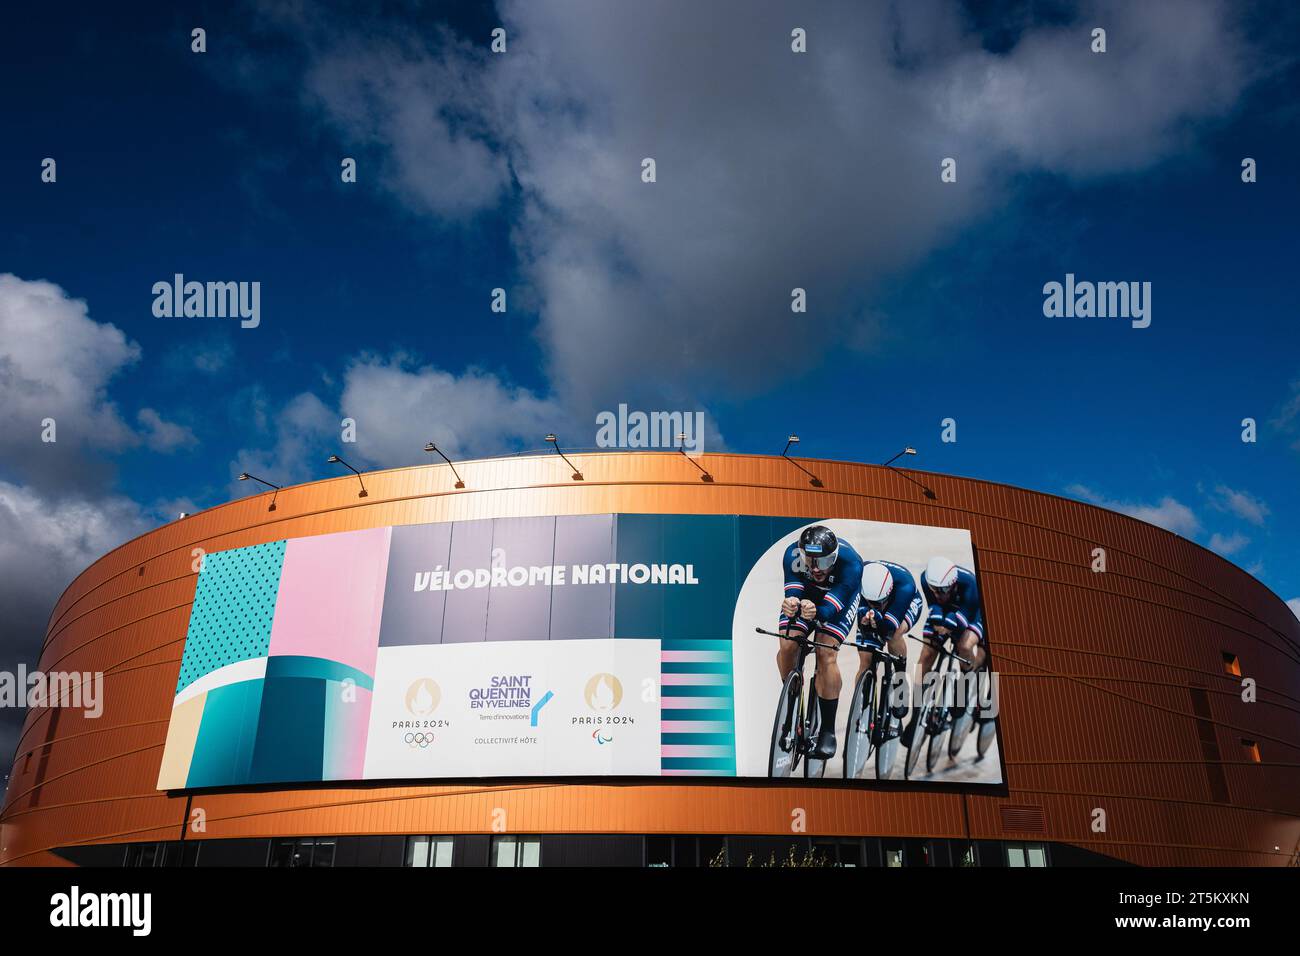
572,673,635,734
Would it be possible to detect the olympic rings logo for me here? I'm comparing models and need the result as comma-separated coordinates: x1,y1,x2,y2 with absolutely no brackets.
405,732,437,748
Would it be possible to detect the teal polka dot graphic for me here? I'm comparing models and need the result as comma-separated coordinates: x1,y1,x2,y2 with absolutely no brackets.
176,540,286,694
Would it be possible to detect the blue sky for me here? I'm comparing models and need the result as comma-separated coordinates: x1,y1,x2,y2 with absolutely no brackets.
1,0,1298,716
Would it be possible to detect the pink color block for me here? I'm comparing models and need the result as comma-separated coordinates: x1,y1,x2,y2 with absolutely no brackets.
268,527,392,677
323,687,372,781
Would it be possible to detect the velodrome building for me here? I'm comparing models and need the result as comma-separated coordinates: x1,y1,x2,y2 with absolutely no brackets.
2,452,1296,867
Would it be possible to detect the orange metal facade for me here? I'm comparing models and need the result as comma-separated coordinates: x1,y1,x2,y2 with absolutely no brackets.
3,452,1298,866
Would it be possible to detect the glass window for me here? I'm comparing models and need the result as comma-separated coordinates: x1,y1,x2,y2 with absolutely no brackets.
1006,844,1047,867
519,838,541,868
884,845,904,867
698,836,725,867
431,837,453,867
493,835,518,867
311,840,336,867
407,835,431,867
406,835,454,867
491,835,541,867
904,838,931,866
814,840,862,866
646,836,672,867
269,837,335,867
270,839,296,867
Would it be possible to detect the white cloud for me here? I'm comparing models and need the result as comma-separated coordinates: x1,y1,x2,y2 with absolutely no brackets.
1209,484,1270,526
337,354,563,464
0,274,196,486
137,408,198,453
231,390,337,491
1208,532,1249,556
303,34,511,218
192,340,234,375
1287,598,1300,620
935,0,1247,176
0,273,139,455
1066,484,1201,537
230,355,562,492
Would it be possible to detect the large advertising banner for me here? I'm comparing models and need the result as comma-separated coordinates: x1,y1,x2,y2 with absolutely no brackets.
157,513,1002,790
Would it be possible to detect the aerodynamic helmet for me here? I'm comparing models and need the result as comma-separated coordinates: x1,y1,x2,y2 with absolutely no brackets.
798,525,839,573
861,562,894,608
926,556,959,599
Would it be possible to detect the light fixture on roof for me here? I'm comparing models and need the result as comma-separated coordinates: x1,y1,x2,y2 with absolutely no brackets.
326,455,368,498
880,446,935,500
237,472,281,511
544,434,583,480
424,442,465,489
780,434,823,488
676,433,713,482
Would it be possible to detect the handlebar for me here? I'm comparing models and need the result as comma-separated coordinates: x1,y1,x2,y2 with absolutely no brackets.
909,633,973,668
754,626,907,664
753,626,841,652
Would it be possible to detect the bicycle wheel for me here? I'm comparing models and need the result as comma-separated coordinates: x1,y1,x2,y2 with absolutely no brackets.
976,718,997,759
843,668,874,780
926,711,948,772
874,675,900,780
768,671,802,778
803,691,826,779
902,700,930,779
949,707,974,758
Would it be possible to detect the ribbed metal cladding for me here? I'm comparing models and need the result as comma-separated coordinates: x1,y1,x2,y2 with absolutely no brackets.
3,452,1298,867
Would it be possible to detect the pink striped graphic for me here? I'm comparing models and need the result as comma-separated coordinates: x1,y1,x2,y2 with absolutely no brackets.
660,696,731,709
660,745,733,759
660,650,731,663
661,720,732,734
661,672,729,686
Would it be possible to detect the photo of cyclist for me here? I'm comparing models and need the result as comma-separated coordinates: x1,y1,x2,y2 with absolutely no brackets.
777,525,863,760
915,555,986,688
856,560,922,721
735,518,1000,783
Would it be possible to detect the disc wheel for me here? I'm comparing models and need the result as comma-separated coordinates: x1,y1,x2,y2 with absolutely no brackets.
875,704,900,780
803,690,826,779
768,671,802,778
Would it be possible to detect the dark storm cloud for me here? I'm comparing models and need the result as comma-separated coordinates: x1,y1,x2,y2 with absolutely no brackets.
266,0,1252,410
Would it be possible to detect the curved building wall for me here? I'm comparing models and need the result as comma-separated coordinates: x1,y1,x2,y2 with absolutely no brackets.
3,452,1298,866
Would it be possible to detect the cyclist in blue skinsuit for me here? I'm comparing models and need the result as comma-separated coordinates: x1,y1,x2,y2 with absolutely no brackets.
777,525,864,759
912,557,987,739
857,560,922,720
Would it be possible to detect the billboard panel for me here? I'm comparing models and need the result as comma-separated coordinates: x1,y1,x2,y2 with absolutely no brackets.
157,514,1001,789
